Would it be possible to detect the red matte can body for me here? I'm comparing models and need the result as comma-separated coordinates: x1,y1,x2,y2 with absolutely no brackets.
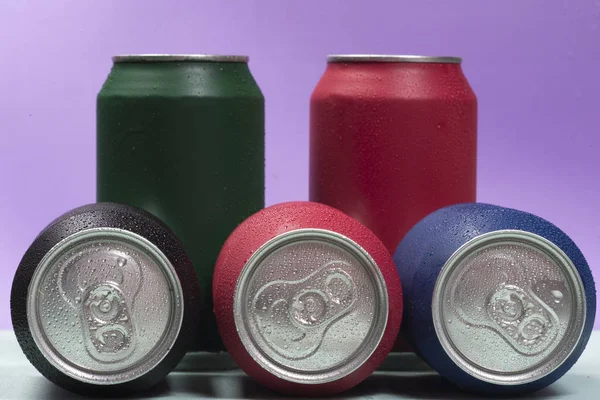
309,60,477,254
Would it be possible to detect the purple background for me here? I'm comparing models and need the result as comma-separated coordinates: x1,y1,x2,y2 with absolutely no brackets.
0,0,598,329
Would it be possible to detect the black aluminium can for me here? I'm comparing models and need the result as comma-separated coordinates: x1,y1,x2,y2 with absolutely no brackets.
393,203,595,395
97,54,265,351
10,203,200,395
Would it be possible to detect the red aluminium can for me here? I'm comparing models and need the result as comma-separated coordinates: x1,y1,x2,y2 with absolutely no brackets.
213,202,402,396
310,55,477,255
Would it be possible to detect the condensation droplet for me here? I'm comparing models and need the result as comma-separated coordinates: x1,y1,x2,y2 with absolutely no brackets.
550,290,563,303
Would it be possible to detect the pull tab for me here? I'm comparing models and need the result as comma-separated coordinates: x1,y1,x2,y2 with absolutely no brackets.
487,284,559,355
82,283,136,362
58,251,141,364
252,261,357,360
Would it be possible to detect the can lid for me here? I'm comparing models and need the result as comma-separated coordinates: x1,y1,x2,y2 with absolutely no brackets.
112,54,249,63
432,230,587,386
233,228,389,384
26,227,184,385
327,54,462,64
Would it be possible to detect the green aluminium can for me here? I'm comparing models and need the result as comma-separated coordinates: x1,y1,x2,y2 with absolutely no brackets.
97,54,265,352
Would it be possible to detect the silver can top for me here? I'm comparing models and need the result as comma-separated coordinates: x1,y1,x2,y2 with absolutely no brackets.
112,54,249,63
233,229,389,384
432,230,587,385
327,54,462,64
27,228,184,385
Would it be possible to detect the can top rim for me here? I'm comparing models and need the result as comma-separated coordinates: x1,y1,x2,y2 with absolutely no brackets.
432,229,587,386
26,227,185,385
327,54,462,64
112,54,249,63
233,228,389,384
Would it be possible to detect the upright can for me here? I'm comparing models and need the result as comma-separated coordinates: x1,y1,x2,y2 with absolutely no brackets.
393,203,596,394
310,55,477,254
97,54,265,351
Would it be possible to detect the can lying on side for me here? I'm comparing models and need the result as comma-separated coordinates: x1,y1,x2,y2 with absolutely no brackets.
10,203,200,396
97,54,265,351
393,203,595,394
213,202,402,396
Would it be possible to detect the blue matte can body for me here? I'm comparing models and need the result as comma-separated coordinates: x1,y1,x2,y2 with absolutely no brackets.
393,203,596,394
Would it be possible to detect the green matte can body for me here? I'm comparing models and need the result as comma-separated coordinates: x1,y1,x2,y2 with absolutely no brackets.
97,55,265,351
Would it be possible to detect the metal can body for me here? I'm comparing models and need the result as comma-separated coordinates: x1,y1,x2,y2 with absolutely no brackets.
97,55,264,351
10,203,200,395
213,202,402,396
310,55,477,254
393,203,595,394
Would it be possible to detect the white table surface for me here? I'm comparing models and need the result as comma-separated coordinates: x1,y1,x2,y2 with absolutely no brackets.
0,330,598,400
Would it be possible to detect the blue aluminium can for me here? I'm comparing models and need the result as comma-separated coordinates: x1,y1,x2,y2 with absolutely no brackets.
394,203,595,394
